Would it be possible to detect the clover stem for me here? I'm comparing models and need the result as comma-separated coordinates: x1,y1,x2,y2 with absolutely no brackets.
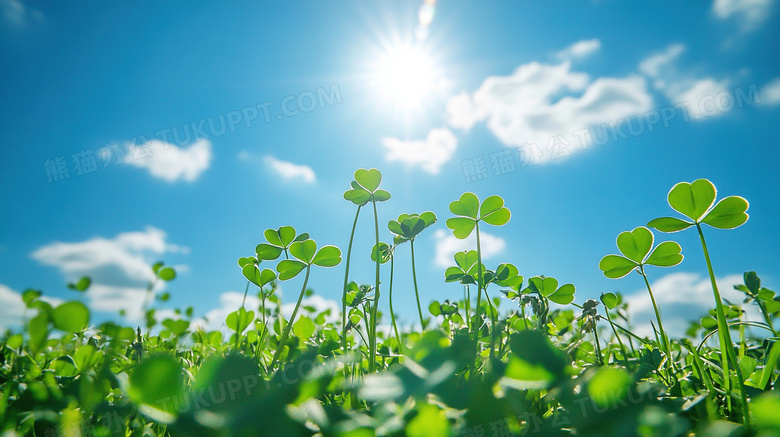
341,205,362,354
271,265,311,369
639,267,675,377
388,254,403,355
696,223,750,425
464,285,471,331
369,199,381,373
410,239,425,330
474,221,484,335
241,280,250,308
603,309,630,369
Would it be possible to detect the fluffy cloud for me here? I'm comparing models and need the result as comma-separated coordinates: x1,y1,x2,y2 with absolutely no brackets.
263,155,316,183
124,139,212,182
555,39,601,61
433,229,506,269
639,44,730,120
760,77,780,105
712,0,773,31
621,272,762,338
381,128,458,174
446,61,652,160
30,226,187,320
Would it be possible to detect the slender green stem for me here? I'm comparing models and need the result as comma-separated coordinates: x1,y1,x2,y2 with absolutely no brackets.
369,200,381,373
464,285,471,331
639,267,675,376
604,308,630,368
388,254,403,355
342,206,362,354
271,266,311,369
696,224,750,425
410,240,425,330
474,221,484,336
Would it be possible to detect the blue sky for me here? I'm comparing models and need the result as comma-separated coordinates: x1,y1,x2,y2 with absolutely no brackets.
1,1,778,336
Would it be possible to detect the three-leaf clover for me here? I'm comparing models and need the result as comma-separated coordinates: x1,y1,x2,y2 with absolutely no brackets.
647,178,749,232
524,276,575,305
256,226,310,261
388,212,437,245
599,226,683,279
345,168,391,204
446,193,511,239
276,240,342,280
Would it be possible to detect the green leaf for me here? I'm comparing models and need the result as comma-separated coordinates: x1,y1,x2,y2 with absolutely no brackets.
67,276,91,292
501,356,555,390
701,196,749,229
644,241,684,267
508,329,568,379
256,243,284,260
226,307,254,333
449,192,479,219
157,267,176,281
354,168,382,192
237,256,257,268
21,289,42,307
264,228,283,247
278,226,297,247
293,316,316,339
479,195,505,217
601,292,619,309
52,301,90,332
372,189,391,202
419,211,437,227
290,239,317,264
446,217,476,239
406,404,450,437
549,283,575,305
588,368,632,409
129,354,184,416
152,261,164,274
599,255,639,279
616,226,654,263
371,242,391,264
647,217,694,233
312,245,342,267
28,313,49,353
481,207,511,226
428,301,442,316
529,276,558,297
668,179,717,222
454,250,478,271
344,182,371,206
243,265,276,287
277,260,307,280
743,271,760,295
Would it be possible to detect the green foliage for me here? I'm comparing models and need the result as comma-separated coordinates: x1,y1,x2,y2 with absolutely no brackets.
0,173,773,436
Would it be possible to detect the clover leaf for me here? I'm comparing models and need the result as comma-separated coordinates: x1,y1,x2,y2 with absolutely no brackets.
525,276,576,305
446,193,511,239
256,226,310,261
388,211,437,244
599,226,683,279
648,178,749,232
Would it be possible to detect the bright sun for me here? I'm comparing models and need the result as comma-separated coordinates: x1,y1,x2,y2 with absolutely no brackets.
372,44,441,109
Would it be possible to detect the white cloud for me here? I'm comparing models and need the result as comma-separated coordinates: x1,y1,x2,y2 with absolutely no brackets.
381,127,458,174
1,0,43,28
263,155,316,183
0,284,63,330
555,39,601,61
712,0,773,31
433,228,506,269
622,272,763,338
760,77,780,105
446,61,652,161
638,44,731,120
638,44,686,80
30,226,186,320
124,139,212,182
